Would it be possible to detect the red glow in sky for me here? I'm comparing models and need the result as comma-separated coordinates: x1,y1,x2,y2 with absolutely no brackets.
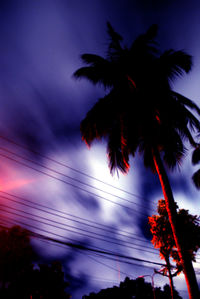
0,178,34,192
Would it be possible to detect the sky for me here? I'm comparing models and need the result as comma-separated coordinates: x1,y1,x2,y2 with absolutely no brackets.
0,0,200,298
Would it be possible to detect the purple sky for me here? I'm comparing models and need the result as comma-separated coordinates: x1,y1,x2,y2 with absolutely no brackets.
0,0,200,298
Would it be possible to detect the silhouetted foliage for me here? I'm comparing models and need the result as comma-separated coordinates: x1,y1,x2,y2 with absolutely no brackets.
0,226,70,299
0,225,34,288
74,23,200,175
192,146,200,189
149,200,200,271
82,276,182,298
192,146,200,165
8,261,70,299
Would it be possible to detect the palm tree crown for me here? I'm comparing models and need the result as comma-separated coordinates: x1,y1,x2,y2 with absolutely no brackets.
74,23,200,175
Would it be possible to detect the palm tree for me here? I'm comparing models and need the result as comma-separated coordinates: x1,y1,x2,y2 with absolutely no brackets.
74,23,200,298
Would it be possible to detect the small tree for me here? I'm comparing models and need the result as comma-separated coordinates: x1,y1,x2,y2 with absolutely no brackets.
149,200,200,298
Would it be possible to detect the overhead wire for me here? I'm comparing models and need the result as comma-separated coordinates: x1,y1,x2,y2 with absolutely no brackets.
0,204,159,255
3,191,200,260
30,232,173,268
0,134,151,203
0,214,165,267
0,191,156,248
2,216,199,275
0,152,150,215
0,220,157,276
0,191,152,244
35,236,132,279
0,214,118,252
0,136,159,259
1,190,199,262
77,250,133,279
0,145,150,211
32,235,161,272
2,136,198,272
2,199,200,264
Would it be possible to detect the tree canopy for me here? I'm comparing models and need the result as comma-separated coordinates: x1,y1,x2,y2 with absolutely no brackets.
0,225,35,287
0,225,70,299
74,23,200,175
149,200,200,273
82,276,182,299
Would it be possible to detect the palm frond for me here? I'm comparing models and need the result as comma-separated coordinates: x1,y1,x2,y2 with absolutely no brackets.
107,22,123,58
159,50,192,82
162,129,186,169
80,94,115,146
183,108,200,133
131,24,158,56
173,91,200,116
74,66,113,87
192,169,200,189
107,22,123,43
107,128,129,174
143,146,156,172
177,125,198,147
145,24,158,40
80,54,109,66
192,147,200,165
167,94,200,143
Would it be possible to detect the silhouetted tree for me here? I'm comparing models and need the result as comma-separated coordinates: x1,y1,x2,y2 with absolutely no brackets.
74,23,200,298
149,200,200,298
0,226,70,299
9,261,70,299
0,225,34,295
82,276,182,298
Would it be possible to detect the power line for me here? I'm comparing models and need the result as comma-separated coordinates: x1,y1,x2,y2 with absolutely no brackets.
31,235,161,272
0,152,148,215
0,214,115,252
86,252,162,270
37,236,132,279
0,219,158,273
30,232,170,267
0,191,153,244
0,200,158,252
4,191,198,261
78,250,133,279
0,216,187,273
1,216,199,277
0,205,158,255
0,145,150,211
0,213,165,267
0,134,149,203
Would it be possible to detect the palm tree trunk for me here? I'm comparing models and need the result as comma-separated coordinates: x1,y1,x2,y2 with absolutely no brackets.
152,147,199,299
165,255,175,299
